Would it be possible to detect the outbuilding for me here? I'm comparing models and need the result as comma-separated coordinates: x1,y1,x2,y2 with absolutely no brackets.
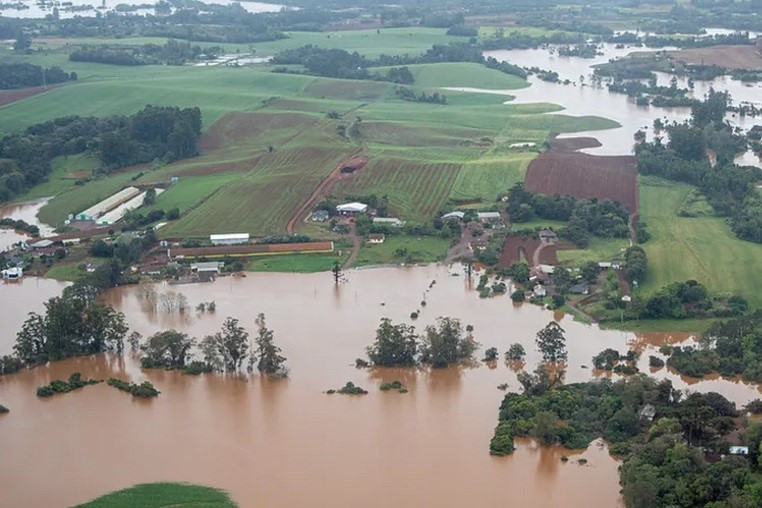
1,267,22,279
311,210,330,222
29,239,54,250
729,446,750,456
539,229,557,241
373,217,405,227
191,261,223,273
441,211,466,221
368,233,385,244
336,202,368,215
569,283,590,295
210,233,250,246
477,212,501,222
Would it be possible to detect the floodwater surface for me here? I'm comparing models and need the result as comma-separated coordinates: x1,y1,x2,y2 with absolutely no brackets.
2,267,761,507
0,198,54,252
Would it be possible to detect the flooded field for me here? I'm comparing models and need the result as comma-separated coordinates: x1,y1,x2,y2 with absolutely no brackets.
0,0,286,19
2,267,761,507
0,198,54,252
486,43,762,166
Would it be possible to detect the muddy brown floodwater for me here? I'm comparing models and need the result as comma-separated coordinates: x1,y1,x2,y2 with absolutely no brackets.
2,266,761,507
0,198,55,252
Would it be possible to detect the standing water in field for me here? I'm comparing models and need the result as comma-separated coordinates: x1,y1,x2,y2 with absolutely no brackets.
0,198,54,252
1,267,760,507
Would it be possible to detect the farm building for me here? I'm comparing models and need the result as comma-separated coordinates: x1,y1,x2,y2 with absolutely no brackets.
1,267,22,279
729,446,749,456
373,217,405,227
477,212,501,222
538,264,555,275
539,229,557,241
569,284,590,295
191,261,223,273
76,187,141,221
368,233,385,244
210,233,250,246
311,210,330,222
441,211,466,220
336,202,368,215
97,189,165,225
28,239,54,250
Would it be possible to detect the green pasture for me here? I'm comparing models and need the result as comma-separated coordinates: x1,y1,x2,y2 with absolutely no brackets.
353,236,451,267
639,176,762,307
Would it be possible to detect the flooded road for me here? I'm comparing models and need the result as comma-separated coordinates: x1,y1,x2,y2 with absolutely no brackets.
0,198,54,252
2,267,761,507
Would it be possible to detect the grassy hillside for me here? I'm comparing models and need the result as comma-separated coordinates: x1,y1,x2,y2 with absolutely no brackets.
639,176,762,308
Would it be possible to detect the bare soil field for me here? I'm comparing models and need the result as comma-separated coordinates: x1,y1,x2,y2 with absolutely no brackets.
498,235,558,268
0,85,59,108
667,45,762,71
168,241,335,257
525,149,638,212
550,136,602,152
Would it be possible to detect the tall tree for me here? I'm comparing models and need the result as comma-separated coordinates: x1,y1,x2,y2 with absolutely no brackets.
201,317,249,372
535,322,567,363
420,317,478,368
140,330,194,369
366,318,418,367
254,314,287,377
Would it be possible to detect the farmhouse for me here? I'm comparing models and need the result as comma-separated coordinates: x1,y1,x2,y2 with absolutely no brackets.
569,283,590,295
368,233,385,244
28,239,54,250
76,187,141,221
336,202,368,215
210,233,250,246
373,217,405,227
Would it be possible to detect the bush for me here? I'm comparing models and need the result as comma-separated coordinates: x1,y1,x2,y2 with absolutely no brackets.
0,404,8,413
489,432,515,456
330,382,368,395
648,356,665,368
380,381,407,393
183,361,213,375
36,372,101,397
511,290,525,302
107,377,160,398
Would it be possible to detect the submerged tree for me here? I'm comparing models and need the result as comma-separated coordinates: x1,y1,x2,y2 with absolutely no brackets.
254,313,288,378
331,261,343,284
420,317,479,368
140,330,194,369
200,317,250,372
366,318,419,367
505,343,526,361
535,322,567,363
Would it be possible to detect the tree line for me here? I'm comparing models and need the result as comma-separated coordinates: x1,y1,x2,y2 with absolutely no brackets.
0,105,201,202
506,183,631,247
0,63,76,90
491,373,762,507
70,40,224,66
635,91,762,243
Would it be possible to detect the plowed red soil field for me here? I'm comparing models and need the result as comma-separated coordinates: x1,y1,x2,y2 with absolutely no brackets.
524,150,638,212
498,235,558,268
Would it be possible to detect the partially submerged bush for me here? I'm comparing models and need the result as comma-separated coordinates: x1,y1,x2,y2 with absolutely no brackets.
380,380,407,393
107,378,160,398
328,382,368,395
0,404,9,413
36,372,101,397
649,355,665,368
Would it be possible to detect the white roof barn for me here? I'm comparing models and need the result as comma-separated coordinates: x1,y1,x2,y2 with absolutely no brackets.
210,233,250,245
336,202,368,214
441,211,465,220
373,217,405,227
77,187,141,221
477,212,501,221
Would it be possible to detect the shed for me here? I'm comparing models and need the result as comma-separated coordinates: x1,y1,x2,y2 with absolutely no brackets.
336,202,368,215
729,446,749,455
538,264,555,275
639,404,656,422
533,284,547,297
210,233,250,246
368,233,385,244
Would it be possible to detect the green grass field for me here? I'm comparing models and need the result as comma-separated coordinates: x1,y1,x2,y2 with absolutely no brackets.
354,236,451,266
639,176,762,307
75,483,237,508
248,252,348,272
557,237,630,266
4,33,619,239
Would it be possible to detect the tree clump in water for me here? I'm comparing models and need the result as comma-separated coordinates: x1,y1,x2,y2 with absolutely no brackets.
379,381,407,393
0,404,10,414
107,378,160,398
327,382,368,395
36,372,101,397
